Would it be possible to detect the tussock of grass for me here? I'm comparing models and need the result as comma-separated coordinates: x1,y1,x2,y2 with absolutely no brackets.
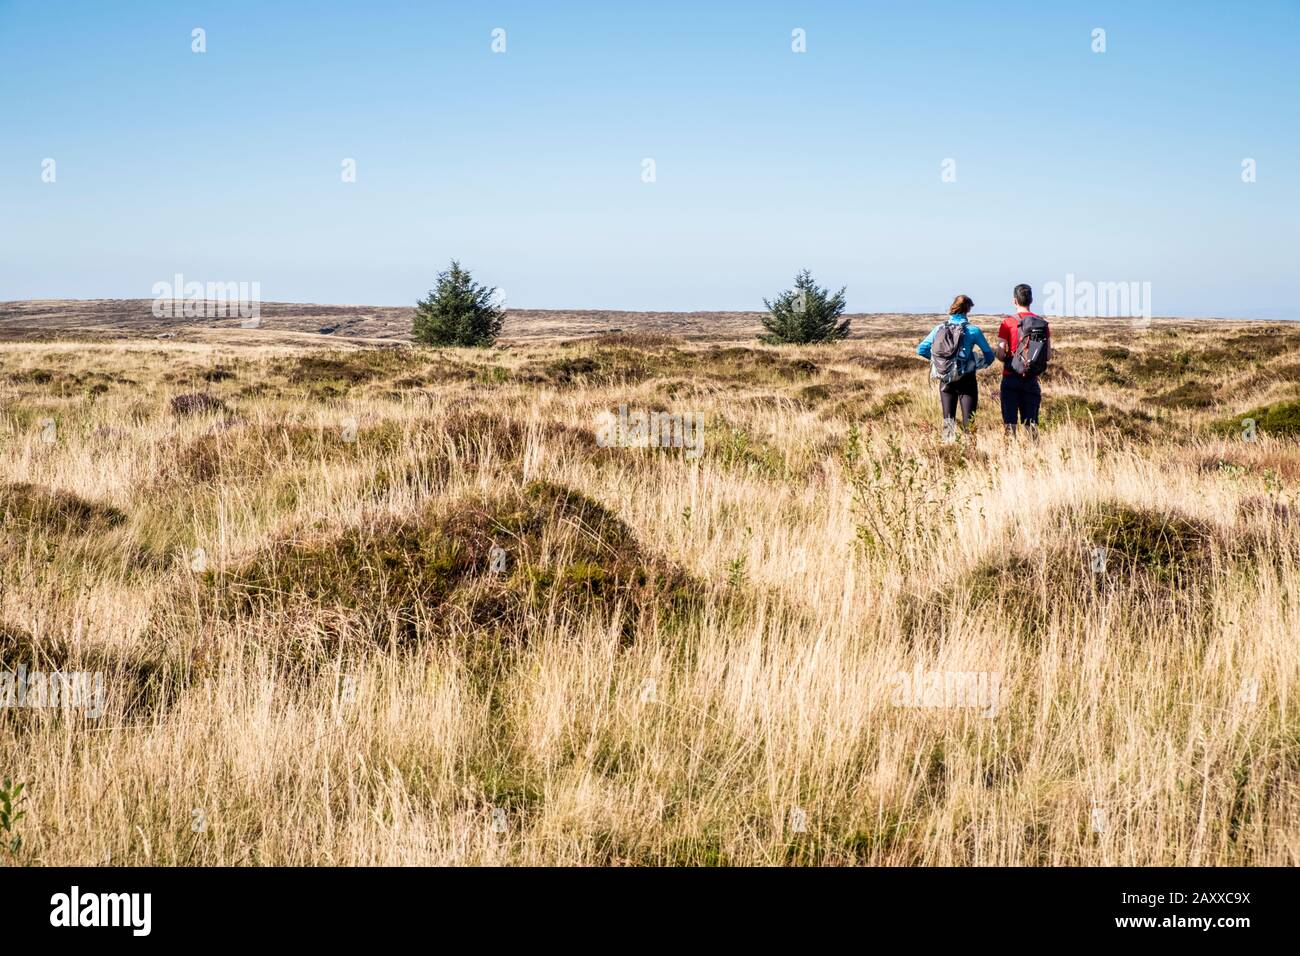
580,332,677,348
390,359,483,388
179,480,701,661
865,390,911,419
283,350,415,387
813,382,876,420
0,482,170,580
0,622,40,660
517,344,823,391
517,351,653,388
796,383,832,405
906,500,1243,646
703,347,818,380
1094,361,1133,387
1150,381,1217,409
164,420,405,485
0,620,188,718
1196,445,1300,481
1041,394,1155,439
369,411,598,497
1222,327,1300,351
0,482,127,534
709,420,787,477
1267,363,1300,383
1213,399,1300,437
1081,501,1219,581
847,353,920,373
169,393,226,417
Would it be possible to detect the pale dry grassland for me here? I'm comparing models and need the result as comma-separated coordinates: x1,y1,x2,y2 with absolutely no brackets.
1,318,1298,865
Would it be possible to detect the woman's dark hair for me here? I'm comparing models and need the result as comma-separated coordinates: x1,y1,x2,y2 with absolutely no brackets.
948,294,974,315
1013,283,1033,307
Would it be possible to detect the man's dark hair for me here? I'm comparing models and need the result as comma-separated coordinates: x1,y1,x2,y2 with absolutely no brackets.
1013,283,1033,308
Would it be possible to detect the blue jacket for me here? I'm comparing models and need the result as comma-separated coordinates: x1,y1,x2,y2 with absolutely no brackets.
917,316,996,377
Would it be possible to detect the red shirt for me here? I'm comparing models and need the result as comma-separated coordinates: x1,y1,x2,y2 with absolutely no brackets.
997,311,1049,377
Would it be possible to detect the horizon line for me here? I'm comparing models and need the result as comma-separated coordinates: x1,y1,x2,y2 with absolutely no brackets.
2,297,1299,323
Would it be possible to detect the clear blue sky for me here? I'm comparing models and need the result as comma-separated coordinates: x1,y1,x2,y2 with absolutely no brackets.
1,0,1296,317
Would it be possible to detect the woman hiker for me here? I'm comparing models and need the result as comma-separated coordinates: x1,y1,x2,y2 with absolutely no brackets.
916,295,996,440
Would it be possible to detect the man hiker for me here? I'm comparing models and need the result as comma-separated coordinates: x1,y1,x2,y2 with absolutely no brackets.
995,283,1051,438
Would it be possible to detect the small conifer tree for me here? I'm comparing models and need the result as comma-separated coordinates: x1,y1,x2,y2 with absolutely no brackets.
412,261,505,347
759,269,849,345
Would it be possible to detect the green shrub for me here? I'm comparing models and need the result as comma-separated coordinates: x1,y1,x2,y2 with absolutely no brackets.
0,778,27,859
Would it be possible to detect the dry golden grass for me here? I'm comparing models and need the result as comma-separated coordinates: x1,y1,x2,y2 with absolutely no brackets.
1,318,1298,866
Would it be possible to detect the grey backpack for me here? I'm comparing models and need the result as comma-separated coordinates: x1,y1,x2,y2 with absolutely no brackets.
930,319,967,385
1011,313,1051,377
